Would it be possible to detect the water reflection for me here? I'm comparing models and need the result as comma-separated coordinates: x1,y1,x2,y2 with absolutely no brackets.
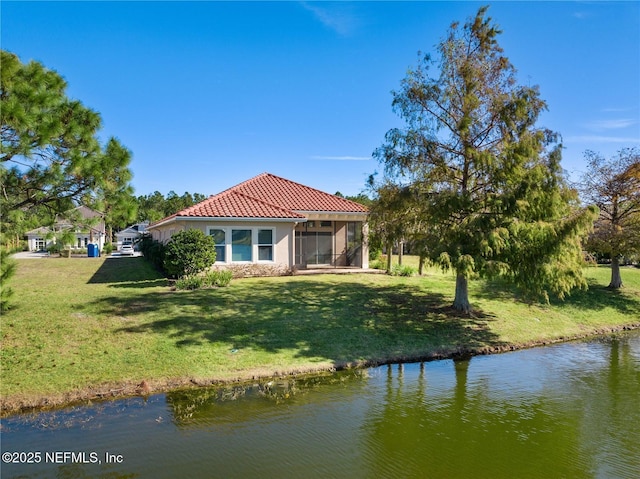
2,332,639,479
364,360,589,478
166,371,370,427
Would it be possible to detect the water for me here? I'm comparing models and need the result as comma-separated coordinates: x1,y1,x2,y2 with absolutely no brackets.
2,331,639,479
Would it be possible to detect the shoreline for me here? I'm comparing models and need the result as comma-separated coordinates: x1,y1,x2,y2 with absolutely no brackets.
3,322,638,418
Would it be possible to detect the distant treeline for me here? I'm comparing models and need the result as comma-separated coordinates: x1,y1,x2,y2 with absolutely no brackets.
136,191,209,223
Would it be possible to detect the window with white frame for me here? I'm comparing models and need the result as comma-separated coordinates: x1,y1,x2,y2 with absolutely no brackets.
258,229,273,261
207,227,276,263
209,229,226,262
232,229,252,262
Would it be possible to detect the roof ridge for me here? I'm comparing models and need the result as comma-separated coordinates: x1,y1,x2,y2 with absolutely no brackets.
237,172,368,211
174,175,293,215
149,178,260,225
172,185,240,216
229,189,305,218
215,172,270,196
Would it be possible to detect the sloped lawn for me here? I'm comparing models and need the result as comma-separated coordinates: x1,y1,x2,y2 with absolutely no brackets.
1,256,639,414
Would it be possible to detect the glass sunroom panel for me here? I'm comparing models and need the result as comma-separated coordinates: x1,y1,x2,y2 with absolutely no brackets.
232,229,252,261
317,232,332,264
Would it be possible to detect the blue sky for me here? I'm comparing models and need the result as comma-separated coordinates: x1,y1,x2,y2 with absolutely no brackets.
2,1,639,198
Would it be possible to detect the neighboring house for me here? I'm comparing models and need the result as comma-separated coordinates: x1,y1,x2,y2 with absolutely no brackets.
115,221,149,251
147,173,369,271
25,205,106,252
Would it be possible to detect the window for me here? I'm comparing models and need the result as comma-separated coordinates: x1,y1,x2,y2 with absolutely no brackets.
258,229,273,261
209,229,226,262
320,221,332,227
232,229,252,262
207,227,276,263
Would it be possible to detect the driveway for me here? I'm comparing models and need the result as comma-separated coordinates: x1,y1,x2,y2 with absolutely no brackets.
111,251,142,258
11,251,53,259
12,251,142,259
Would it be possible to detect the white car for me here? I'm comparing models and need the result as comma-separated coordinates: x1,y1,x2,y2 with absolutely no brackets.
120,244,134,256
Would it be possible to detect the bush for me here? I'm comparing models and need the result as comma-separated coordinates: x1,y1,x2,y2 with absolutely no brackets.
370,259,386,270
369,247,382,262
163,229,216,279
175,275,204,290
390,264,416,276
174,270,232,290
139,234,167,273
204,269,233,287
103,242,114,255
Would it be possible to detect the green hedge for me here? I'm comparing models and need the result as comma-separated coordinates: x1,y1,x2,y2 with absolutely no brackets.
163,229,216,279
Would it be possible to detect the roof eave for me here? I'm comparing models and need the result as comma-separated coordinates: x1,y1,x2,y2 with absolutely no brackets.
296,210,369,219
147,216,306,229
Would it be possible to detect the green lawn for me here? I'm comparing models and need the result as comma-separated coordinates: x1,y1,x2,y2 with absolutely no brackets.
2,256,639,414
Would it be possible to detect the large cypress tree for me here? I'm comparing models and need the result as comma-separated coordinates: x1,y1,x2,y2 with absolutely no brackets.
374,6,597,313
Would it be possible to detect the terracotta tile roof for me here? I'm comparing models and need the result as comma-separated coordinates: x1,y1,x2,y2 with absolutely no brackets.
151,173,367,227
229,173,369,213
176,190,306,219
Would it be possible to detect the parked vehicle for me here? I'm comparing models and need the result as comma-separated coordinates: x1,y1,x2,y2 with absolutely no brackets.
120,244,134,256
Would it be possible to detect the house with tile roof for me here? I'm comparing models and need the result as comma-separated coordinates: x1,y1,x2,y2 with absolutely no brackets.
25,205,106,252
147,173,369,271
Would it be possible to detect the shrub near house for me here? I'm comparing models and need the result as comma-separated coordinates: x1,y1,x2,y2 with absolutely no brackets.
163,229,217,279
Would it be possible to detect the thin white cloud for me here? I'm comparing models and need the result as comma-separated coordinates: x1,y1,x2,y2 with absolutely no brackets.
585,119,637,130
601,107,634,113
311,155,371,161
565,135,640,144
300,2,358,36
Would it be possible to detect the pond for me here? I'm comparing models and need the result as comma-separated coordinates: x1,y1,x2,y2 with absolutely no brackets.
2,331,639,479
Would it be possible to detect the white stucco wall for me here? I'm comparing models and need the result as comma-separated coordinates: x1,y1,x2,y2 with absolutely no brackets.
149,219,298,268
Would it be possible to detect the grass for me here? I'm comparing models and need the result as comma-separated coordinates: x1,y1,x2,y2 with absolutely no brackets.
2,255,639,415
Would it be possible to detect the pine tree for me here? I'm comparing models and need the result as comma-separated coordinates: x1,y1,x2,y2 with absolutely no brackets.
89,138,138,242
1,50,135,225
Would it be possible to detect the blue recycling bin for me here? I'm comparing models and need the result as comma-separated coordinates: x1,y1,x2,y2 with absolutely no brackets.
87,244,99,257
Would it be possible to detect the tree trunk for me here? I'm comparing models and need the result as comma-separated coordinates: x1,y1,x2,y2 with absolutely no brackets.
418,255,425,275
453,273,471,313
386,242,393,272
398,241,403,265
608,257,623,288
